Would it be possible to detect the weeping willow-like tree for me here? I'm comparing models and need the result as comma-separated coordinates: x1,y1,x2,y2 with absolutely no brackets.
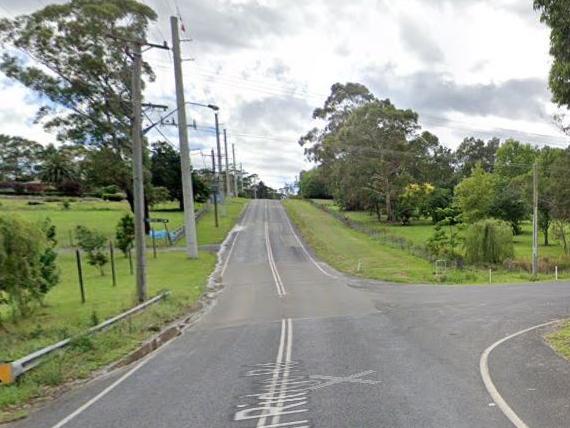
464,219,514,264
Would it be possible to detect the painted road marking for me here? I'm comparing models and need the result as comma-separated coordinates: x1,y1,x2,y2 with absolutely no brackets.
235,319,311,427
221,202,252,277
49,343,165,428
309,370,382,391
479,319,559,428
265,221,286,297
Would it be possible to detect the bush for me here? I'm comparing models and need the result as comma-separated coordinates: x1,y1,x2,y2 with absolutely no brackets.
0,215,59,317
102,193,124,202
116,214,135,256
75,226,108,275
464,219,514,264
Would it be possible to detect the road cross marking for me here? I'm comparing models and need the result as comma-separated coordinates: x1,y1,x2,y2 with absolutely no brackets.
309,370,382,391
235,319,311,427
479,319,560,428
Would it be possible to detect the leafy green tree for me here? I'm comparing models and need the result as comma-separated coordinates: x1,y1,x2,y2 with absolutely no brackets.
494,139,537,180
150,141,211,208
396,183,434,225
116,214,134,256
545,149,570,254
75,226,108,275
0,216,52,317
464,219,514,264
454,137,500,178
0,135,43,181
0,0,157,210
454,164,497,223
38,144,78,187
299,168,331,199
490,182,528,235
534,0,570,109
425,188,454,224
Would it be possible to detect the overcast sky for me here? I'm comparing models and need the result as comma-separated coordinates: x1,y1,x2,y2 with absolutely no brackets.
0,0,567,188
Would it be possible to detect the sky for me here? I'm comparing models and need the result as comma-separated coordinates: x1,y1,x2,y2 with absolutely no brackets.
0,0,567,189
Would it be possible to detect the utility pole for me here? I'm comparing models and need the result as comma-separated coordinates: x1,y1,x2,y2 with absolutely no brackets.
224,129,231,197
214,113,223,197
131,41,147,303
171,16,198,259
240,163,244,193
211,149,219,228
532,161,539,277
232,143,238,197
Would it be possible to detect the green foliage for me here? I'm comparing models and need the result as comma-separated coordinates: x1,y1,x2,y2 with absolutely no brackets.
464,219,514,264
299,167,331,199
0,215,49,316
101,193,124,202
149,186,171,207
150,141,211,207
115,214,134,256
455,137,500,178
534,0,570,109
0,135,43,182
490,182,528,235
494,139,537,180
396,183,434,225
39,219,59,296
75,225,108,275
454,164,496,223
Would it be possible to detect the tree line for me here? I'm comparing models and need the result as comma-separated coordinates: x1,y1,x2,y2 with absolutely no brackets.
298,82,570,258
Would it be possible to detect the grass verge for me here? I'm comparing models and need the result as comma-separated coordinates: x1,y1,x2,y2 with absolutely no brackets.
546,321,570,361
0,198,248,422
284,199,547,285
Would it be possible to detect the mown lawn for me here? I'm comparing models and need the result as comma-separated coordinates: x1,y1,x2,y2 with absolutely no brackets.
311,199,568,264
285,200,557,284
0,197,248,422
0,197,203,248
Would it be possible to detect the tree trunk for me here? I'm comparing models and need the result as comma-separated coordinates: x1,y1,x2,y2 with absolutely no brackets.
543,225,549,246
125,188,150,234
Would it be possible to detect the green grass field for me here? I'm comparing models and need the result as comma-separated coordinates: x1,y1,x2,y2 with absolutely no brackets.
285,200,558,284
311,199,567,262
0,197,248,421
0,197,202,248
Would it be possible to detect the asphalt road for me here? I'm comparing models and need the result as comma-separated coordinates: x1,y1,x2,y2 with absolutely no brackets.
11,199,570,428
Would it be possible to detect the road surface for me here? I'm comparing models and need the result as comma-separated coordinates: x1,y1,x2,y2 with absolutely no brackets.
11,200,570,428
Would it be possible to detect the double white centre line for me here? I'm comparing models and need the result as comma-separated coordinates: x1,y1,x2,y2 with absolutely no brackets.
265,204,286,297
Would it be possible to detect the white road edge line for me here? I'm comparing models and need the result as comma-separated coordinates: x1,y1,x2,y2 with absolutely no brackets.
221,201,251,277
50,345,164,428
282,204,338,279
257,319,288,428
479,319,560,428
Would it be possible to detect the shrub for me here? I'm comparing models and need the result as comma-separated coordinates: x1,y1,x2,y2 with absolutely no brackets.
75,226,108,275
102,193,124,202
0,215,57,317
464,219,514,264
116,214,135,256
61,201,71,210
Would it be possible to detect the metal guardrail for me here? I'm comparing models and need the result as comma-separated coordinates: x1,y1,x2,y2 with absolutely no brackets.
0,292,169,385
